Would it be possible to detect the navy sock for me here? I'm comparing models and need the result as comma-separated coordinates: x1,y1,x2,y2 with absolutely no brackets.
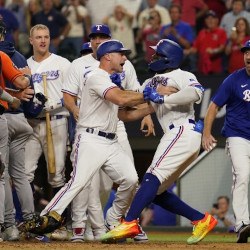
153,190,204,221
12,187,23,222
125,173,160,222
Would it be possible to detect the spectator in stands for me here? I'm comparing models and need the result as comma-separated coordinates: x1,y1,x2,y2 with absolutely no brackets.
61,0,90,59
0,6,19,46
225,17,250,73
103,5,136,58
137,0,172,16
210,196,235,232
220,0,250,38
137,0,170,30
27,0,41,30
31,0,71,54
136,9,161,63
185,10,227,75
159,4,193,49
172,0,208,34
7,0,30,57
204,0,227,22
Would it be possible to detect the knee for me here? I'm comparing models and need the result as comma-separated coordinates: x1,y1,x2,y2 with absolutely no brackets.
122,174,138,190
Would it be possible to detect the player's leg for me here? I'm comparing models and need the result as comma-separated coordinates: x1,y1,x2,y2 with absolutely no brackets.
226,137,250,243
102,142,138,227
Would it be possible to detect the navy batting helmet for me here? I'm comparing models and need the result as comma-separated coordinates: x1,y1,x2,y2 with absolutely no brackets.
96,39,131,61
149,39,183,72
240,40,250,53
89,24,111,39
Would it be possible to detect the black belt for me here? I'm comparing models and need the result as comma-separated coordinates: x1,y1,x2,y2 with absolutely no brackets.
36,115,64,121
169,119,195,130
86,128,116,140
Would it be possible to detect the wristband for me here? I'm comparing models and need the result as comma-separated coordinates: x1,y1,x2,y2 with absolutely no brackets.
25,74,31,82
0,89,14,103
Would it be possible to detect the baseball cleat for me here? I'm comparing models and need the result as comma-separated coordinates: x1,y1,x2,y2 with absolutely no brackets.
71,228,84,242
187,212,218,244
236,224,250,243
51,226,68,241
101,219,140,243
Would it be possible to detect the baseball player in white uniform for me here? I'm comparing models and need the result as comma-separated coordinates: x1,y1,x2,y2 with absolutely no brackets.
24,24,71,239
101,39,218,245
23,39,154,236
62,24,153,242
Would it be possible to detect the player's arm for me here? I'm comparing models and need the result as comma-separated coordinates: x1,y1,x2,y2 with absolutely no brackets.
105,88,145,107
118,104,155,122
63,92,79,121
0,87,20,109
5,87,34,102
202,102,219,152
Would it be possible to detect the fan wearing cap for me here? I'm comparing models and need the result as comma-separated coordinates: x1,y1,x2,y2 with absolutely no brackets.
203,39,250,243
185,10,227,74
62,24,153,242
32,39,154,236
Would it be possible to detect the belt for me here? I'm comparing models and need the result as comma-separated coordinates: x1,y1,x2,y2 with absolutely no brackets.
86,128,116,140
36,115,64,121
169,119,195,130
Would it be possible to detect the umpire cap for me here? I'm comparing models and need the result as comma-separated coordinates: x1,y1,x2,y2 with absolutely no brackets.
240,40,250,53
80,42,93,55
96,39,131,60
89,24,111,39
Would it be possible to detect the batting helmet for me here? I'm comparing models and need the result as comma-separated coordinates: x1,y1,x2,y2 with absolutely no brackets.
0,20,7,38
149,39,183,72
240,40,250,53
96,39,131,61
80,42,93,55
89,24,111,39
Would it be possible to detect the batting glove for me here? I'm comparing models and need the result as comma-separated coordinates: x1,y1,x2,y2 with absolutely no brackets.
44,98,63,112
110,73,122,88
144,86,164,104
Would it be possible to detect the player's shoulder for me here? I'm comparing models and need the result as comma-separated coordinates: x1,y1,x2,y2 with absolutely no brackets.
123,59,135,71
51,53,70,64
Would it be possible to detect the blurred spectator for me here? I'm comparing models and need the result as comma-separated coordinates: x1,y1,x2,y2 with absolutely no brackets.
137,0,171,30
137,0,172,13
220,0,250,38
225,17,250,73
204,0,227,22
7,0,30,56
159,4,195,71
27,0,41,31
159,4,193,49
185,10,227,75
136,9,161,63
210,196,235,232
172,0,208,34
31,0,71,54
0,6,19,46
103,5,136,58
61,0,90,59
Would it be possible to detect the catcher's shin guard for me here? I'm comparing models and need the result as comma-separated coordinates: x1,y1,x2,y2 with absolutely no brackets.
41,211,62,234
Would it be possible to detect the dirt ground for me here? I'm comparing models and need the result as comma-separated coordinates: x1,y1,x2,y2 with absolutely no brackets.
0,241,249,250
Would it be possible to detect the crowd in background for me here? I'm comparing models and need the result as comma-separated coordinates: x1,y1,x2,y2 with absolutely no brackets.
1,0,250,75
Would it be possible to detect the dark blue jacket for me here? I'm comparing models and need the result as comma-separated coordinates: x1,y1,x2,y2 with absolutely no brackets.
0,41,43,118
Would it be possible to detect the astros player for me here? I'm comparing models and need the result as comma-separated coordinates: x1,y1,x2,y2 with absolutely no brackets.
24,24,71,239
62,24,152,241
23,39,154,235
202,40,250,243
101,39,218,244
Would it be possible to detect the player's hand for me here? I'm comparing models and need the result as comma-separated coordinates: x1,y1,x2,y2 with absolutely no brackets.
202,133,217,151
157,85,178,96
110,73,122,88
44,98,63,112
72,106,79,122
9,97,21,110
143,86,164,104
140,114,155,137
17,86,34,102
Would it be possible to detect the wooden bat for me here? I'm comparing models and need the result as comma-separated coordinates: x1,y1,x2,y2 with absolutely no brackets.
42,74,56,174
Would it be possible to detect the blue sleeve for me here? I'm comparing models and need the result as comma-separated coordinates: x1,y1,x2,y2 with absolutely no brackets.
211,74,233,107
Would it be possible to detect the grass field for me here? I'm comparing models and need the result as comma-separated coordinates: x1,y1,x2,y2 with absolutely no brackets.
1,231,249,250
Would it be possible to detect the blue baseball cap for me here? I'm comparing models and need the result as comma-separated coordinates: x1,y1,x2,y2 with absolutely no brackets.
88,24,111,38
241,40,250,53
80,42,93,54
96,39,131,60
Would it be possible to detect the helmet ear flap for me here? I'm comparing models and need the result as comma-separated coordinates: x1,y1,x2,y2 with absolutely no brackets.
149,57,169,72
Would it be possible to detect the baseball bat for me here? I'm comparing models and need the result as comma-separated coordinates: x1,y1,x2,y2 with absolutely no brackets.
42,74,56,174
